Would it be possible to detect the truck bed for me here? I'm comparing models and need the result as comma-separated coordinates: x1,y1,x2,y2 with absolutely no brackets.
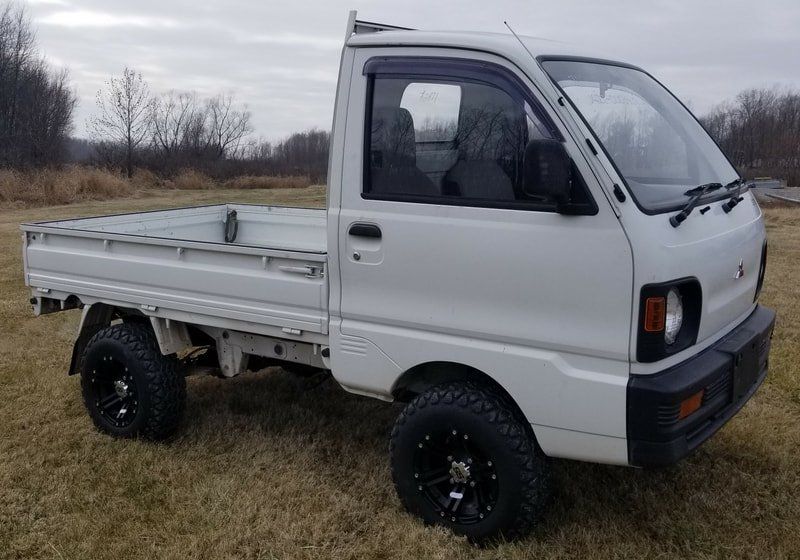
21,204,330,339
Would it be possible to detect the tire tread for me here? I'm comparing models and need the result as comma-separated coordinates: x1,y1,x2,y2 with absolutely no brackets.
389,381,550,542
79,322,185,440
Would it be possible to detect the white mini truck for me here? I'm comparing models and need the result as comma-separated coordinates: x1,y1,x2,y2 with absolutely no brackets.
21,14,775,542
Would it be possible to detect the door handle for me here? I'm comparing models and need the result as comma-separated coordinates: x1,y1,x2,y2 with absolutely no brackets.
279,265,324,279
348,223,382,239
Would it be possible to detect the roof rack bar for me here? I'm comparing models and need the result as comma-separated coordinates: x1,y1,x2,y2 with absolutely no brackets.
345,10,414,39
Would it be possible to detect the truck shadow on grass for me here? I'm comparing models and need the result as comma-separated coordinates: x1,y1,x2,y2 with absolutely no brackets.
173,367,786,548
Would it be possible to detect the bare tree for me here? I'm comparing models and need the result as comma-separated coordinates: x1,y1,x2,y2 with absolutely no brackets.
702,86,800,187
0,3,75,166
90,67,152,177
150,91,199,162
205,93,252,159
243,137,272,161
260,129,330,181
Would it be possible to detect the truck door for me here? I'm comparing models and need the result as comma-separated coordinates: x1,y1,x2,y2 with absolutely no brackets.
331,48,633,413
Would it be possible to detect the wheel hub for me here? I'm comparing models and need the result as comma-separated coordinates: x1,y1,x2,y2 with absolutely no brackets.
413,429,499,525
113,379,130,398
449,461,471,484
88,355,138,428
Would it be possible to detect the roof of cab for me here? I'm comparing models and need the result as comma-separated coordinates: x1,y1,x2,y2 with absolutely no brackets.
346,28,596,62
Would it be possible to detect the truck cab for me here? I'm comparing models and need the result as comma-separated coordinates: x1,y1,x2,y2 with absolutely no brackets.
21,13,775,543
328,15,773,467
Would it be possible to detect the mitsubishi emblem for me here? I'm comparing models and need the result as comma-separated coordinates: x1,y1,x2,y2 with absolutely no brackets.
734,258,744,279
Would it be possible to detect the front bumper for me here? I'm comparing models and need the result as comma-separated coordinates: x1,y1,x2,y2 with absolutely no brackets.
627,305,776,467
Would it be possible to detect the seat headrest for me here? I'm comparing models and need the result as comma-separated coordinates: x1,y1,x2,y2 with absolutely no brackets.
371,107,416,167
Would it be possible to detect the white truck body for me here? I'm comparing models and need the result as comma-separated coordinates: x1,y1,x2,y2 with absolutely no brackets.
21,13,775,480
23,204,329,339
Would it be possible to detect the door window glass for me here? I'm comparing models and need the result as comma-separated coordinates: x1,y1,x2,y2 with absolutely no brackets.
365,70,557,206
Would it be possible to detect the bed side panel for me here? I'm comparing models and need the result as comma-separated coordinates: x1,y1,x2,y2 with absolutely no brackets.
22,227,329,335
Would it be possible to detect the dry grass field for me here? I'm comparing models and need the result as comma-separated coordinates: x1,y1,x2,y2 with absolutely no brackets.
0,167,313,208
1,188,798,559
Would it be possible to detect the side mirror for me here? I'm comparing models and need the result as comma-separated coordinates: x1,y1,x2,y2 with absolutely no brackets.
523,139,572,207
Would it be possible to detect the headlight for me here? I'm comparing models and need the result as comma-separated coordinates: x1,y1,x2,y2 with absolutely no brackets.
664,287,683,345
638,279,700,362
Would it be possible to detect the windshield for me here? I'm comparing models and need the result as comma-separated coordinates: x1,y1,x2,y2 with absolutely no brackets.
541,59,738,213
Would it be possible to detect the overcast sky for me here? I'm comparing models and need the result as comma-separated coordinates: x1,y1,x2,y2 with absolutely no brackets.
25,0,800,141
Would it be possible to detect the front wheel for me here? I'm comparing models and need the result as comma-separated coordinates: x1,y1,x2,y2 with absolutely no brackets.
79,322,186,440
390,382,550,543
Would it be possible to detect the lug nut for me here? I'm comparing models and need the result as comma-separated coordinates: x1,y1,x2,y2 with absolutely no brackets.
452,429,457,436
418,443,423,448
463,434,469,440
487,461,492,467
447,455,453,462
469,481,476,487
491,474,496,480
479,513,484,519
418,485,422,491
487,505,492,511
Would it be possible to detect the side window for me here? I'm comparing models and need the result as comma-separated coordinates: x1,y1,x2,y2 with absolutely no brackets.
364,68,557,207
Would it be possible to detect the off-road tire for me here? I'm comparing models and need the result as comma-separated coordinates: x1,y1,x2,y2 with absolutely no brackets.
390,382,550,543
79,322,186,440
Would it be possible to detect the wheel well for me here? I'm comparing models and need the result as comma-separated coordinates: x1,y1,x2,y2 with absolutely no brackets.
391,361,531,428
69,304,151,375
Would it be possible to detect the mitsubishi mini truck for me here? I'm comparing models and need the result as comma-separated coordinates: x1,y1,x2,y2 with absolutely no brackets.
21,12,775,542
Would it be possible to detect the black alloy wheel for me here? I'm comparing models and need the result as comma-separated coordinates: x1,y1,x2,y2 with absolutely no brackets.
80,322,185,439
85,352,140,428
412,426,500,525
390,381,551,543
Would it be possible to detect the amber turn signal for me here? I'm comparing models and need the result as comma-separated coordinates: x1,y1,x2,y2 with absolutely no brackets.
643,296,666,332
678,390,704,420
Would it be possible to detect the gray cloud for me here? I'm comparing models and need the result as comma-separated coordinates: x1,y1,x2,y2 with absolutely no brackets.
26,0,800,140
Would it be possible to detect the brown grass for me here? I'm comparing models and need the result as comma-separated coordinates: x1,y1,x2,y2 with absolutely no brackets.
222,175,312,190
0,166,132,208
164,169,216,190
0,166,315,207
0,192,798,559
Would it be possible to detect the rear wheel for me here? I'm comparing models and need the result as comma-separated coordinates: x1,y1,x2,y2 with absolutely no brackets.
79,322,185,440
390,382,550,543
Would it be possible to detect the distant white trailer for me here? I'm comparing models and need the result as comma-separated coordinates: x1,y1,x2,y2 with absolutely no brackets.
751,178,786,189
761,191,800,204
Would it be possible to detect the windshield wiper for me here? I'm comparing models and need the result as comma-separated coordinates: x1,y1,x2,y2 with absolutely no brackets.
721,178,751,213
669,182,723,227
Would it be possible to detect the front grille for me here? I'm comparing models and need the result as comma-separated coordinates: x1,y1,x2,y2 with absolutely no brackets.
657,403,682,427
702,372,732,405
656,372,732,427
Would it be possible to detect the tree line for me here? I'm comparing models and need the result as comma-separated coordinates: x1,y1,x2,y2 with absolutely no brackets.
700,87,800,187
0,4,75,166
1,0,796,187
0,2,328,181
90,67,329,181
